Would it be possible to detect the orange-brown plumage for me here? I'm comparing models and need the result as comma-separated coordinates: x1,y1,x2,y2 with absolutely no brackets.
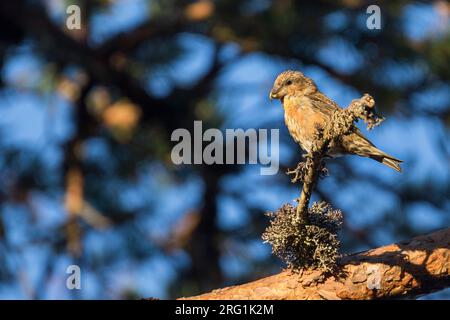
270,70,403,172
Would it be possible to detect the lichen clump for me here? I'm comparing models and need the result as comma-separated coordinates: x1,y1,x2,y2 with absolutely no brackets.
262,202,343,272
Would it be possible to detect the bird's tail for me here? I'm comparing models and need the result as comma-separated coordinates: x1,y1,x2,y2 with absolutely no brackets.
357,144,403,172
343,133,403,172
374,153,403,172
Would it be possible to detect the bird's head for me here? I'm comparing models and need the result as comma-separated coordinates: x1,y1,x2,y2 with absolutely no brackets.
269,70,317,103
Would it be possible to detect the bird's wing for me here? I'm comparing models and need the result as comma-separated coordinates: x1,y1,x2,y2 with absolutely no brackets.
342,130,403,171
308,91,340,117
350,127,376,146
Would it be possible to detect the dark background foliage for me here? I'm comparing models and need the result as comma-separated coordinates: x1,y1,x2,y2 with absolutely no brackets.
0,0,448,299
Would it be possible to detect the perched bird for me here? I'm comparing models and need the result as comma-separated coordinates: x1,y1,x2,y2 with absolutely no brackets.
269,70,402,172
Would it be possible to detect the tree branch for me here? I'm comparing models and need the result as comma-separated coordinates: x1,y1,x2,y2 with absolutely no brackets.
179,227,450,300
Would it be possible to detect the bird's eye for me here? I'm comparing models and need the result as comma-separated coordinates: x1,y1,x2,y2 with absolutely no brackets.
286,80,292,85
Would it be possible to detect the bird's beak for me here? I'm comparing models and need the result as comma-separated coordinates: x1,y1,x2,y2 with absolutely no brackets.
269,90,277,101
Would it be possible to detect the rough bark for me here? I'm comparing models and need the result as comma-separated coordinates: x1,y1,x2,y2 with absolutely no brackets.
179,227,450,300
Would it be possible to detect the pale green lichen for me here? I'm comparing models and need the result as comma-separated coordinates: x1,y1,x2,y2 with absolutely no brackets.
262,202,343,272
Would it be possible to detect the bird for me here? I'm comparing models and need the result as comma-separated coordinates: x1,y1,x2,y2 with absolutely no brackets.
269,70,403,172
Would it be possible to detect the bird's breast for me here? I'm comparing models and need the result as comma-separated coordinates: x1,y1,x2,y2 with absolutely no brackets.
283,95,326,153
